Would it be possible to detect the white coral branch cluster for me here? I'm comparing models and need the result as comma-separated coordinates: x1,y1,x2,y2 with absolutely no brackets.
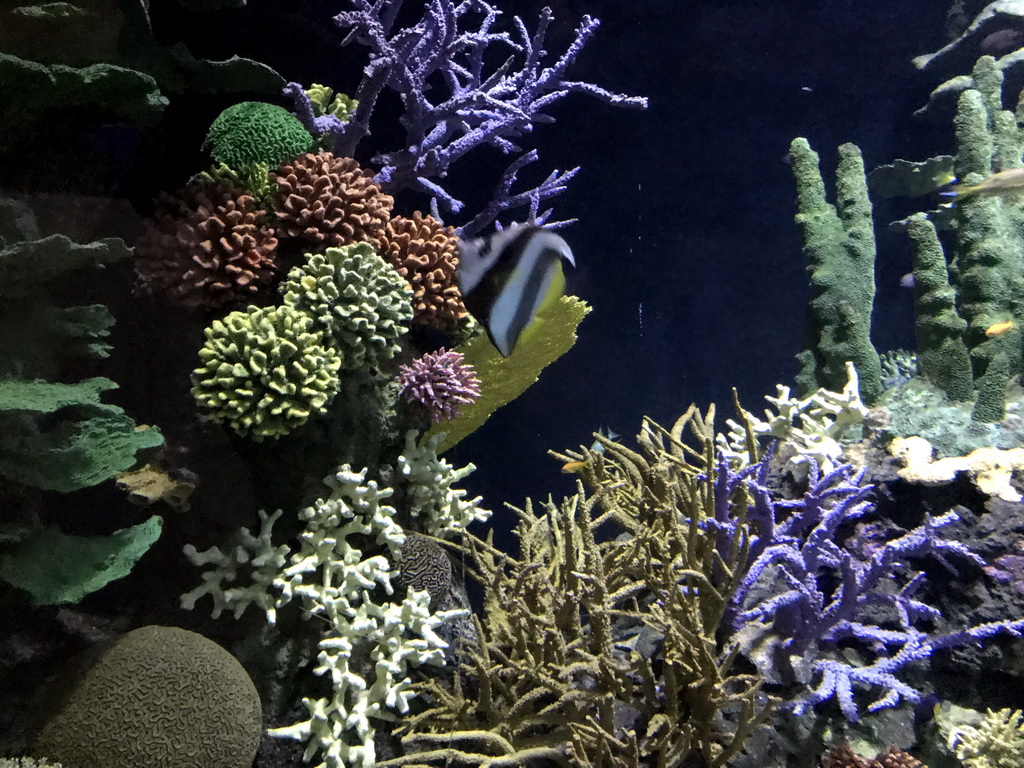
396,430,491,535
181,458,475,768
718,361,868,472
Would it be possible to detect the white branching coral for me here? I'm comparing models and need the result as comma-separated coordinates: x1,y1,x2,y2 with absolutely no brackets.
395,430,491,535
949,708,1024,768
181,462,474,768
718,361,868,472
180,509,290,619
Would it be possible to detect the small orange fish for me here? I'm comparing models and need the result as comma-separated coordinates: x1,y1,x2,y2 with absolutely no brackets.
942,168,1024,200
986,320,1015,337
561,460,588,474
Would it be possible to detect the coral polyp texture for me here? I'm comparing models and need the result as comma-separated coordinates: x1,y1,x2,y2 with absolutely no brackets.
378,212,467,329
271,151,394,251
397,348,481,422
191,304,342,440
203,101,313,169
32,625,262,768
134,180,279,310
279,242,413,370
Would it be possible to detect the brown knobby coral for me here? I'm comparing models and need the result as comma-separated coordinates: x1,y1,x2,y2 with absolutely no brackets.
378,211,467,329
820,745,926,768
270,151,393,251
135,180,278,310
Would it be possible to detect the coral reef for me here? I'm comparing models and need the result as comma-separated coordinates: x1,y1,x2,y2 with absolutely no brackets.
890,435,1024,501
820,744,926,768
182,438,487,768
32,625,262,768
378,212,467,329
397,407,772,768
271,152,394,252
191,304,342,440
279,243,413,371
397,349,481,423
134,179,279,310
203,101,313,169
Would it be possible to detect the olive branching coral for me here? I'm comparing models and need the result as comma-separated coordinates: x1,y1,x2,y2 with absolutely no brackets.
387,406,773,768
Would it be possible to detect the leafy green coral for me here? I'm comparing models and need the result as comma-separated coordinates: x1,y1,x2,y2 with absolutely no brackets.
203,101,313,169
192,304,342,441
0,516,162,605
0,235,162,491
394,407,772,768
789,138,882,405
280,243,414,371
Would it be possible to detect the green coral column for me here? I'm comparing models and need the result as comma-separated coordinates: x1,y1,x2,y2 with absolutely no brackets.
904,213,973,402
949,57,1024,422
790,137,882,404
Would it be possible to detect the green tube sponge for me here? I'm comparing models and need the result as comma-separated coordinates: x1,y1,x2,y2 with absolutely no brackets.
790,137,882,405
203,101,312,169
280,242,414,370
32,625,261,768
904,213,973,402
191,305,342,440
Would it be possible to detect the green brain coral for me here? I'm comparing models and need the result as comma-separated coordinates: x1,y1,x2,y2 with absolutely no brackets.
280,242,414,370
203,101,312,169
32,625,261,768
191,304,342,440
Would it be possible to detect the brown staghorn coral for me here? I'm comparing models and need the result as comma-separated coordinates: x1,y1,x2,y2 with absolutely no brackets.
134,179,278,310
382,405,773,768
378,212,467,329
270,151,393,251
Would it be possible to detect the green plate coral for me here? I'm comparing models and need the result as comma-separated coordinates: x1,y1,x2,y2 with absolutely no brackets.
191,304,342,440
280,242,414,370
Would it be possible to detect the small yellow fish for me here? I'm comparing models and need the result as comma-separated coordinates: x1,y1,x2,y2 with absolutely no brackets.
942,168,1024,200
561,460,588,474
986,320,1015,337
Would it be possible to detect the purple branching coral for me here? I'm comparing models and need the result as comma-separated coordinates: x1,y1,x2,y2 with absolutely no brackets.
710,452,1024,722
397,348,481,422
285,0,647,236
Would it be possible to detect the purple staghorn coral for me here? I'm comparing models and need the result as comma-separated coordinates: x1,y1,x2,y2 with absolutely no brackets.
710,453,1024,722
285,0,646,236
398,348,481,422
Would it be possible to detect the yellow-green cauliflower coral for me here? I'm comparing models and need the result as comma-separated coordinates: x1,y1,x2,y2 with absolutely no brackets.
280,242,413,370
949,708,1024,768
191,304,342,440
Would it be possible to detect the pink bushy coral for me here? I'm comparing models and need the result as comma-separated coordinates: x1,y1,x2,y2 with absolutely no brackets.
397,349,481,422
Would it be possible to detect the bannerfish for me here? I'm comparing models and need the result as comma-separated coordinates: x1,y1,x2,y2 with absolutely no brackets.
941,168,1024,200
458,225,575,357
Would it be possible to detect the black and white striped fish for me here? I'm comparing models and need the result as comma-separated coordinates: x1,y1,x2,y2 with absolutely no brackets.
457,226,575,357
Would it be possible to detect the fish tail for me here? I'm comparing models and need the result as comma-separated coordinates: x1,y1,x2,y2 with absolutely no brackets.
940,181,978,198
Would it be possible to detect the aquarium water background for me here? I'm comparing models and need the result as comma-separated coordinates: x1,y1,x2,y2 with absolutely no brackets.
7,0,1024,767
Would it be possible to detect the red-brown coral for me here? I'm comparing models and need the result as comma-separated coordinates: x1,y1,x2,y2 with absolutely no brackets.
270,151,393,252
820,745,925,768
378,211,467,329
135,180,278,310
